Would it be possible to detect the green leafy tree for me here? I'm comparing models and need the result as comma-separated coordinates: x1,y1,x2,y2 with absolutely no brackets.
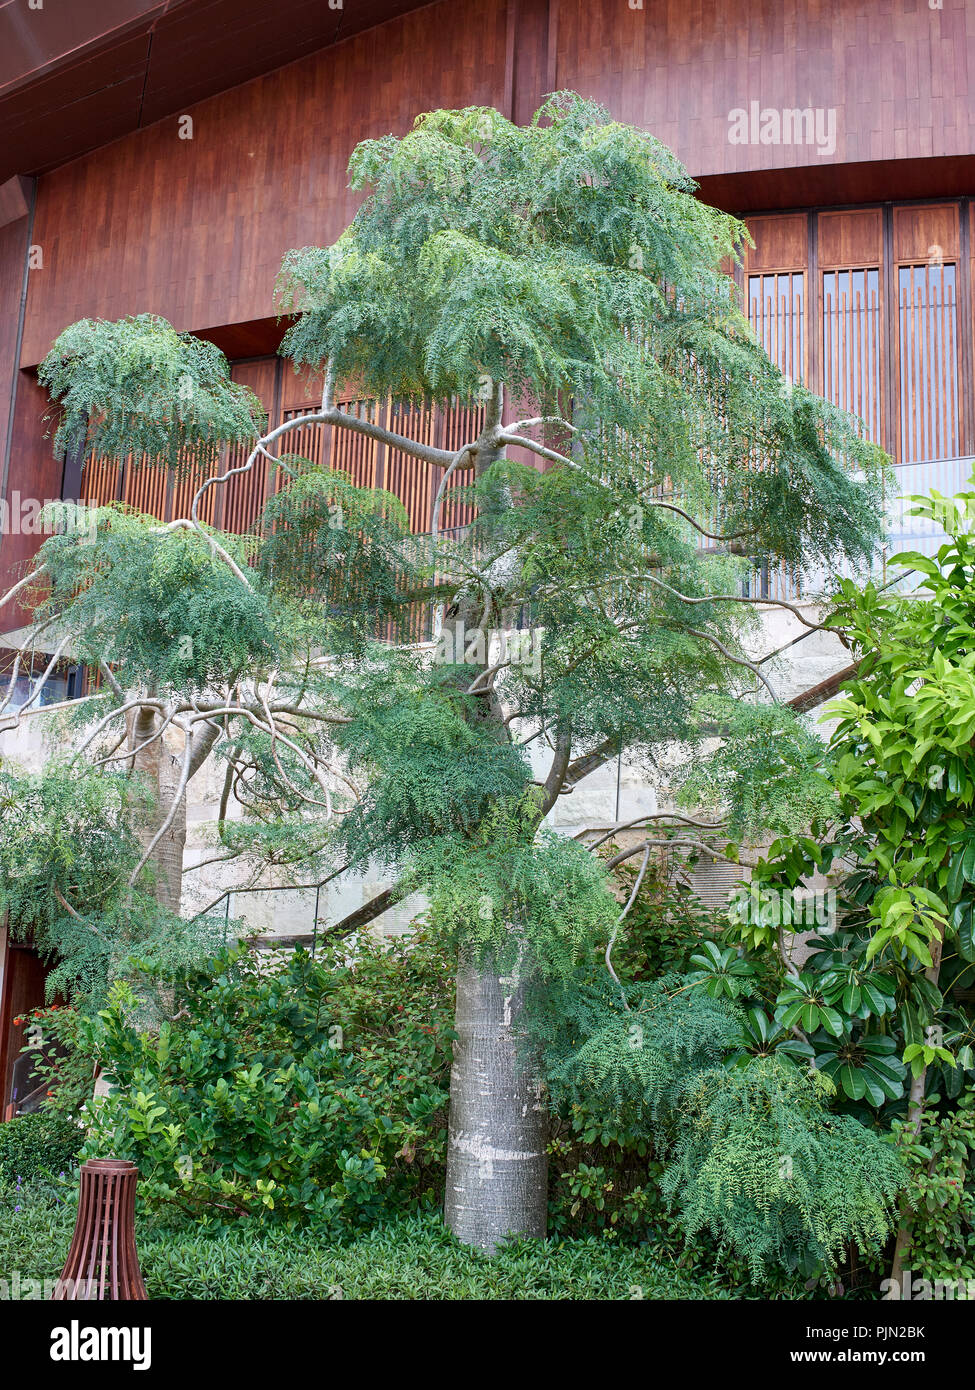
1,94,884,1246
728,494,975,1282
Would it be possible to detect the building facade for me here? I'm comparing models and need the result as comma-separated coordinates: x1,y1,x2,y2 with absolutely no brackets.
1,0,973,1110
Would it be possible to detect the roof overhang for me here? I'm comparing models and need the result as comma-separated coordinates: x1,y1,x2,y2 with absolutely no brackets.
0,0,431,184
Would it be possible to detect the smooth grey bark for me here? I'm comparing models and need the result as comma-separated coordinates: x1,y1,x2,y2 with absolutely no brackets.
444,949,548,1251
441,396,549,1249
130,710,220,914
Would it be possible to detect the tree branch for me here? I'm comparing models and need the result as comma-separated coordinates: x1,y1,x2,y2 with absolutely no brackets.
604,837,732,871
127,726,196,887
0,565,47,613
684,626,779,702
535,725,573,818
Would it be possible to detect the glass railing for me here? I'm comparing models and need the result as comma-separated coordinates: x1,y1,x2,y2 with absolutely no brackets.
884,454,975,560
754,454,975,601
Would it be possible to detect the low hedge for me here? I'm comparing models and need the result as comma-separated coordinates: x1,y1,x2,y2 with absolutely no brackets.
0,1114,82,1184
0,1177,732,1300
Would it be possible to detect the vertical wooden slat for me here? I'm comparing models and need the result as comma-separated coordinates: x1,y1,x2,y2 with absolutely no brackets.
927,269,935,457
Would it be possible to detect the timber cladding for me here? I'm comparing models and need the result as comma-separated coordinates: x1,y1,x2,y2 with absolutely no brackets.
17,0,975,371
554,0,975,175
18,0,509,370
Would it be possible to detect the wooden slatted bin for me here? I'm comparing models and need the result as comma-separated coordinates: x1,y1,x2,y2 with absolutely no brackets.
53,1158,147,1300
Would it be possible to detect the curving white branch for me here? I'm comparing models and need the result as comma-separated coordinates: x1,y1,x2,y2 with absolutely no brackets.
604,842,652,1010
684,625,779,702
0,565,47,613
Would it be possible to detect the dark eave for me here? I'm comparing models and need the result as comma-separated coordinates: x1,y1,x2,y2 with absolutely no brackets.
0,0,429,184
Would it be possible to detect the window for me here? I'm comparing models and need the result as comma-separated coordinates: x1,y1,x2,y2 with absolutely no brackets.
747,272,805,383
897,262,959,463
822,268,883,443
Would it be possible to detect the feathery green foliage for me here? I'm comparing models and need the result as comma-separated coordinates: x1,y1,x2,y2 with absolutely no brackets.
676,695,836,839
257,461,425,648
0,761,221,1004
664,1058,904,1279
278,92,886,577
330,656,531,865
405,827,621,979
530,962,903,1278
538,972,740,1117
38,314,261,470
35,505,279,693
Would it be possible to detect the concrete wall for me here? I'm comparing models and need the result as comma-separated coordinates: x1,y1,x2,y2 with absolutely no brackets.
0,600,846,943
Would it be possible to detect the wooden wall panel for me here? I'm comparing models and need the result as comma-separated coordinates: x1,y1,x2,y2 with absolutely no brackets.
19,0,510,368
817,211,885,447
892,207,961,463
71,373,485,549
553,0,975,181
1,373,61,631
0,218,29,489
738,202,972,464
745,215,807,272
21,0,975,374
744,216,807,387
817,209,882,270
893,203,960,265
747,272,806,384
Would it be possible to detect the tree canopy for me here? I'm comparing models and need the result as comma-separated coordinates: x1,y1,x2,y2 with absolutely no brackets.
1,93,894,1252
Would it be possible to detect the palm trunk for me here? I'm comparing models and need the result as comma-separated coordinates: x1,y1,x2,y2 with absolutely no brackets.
132,711,186,914
129,708,219,915
444,949,548,1251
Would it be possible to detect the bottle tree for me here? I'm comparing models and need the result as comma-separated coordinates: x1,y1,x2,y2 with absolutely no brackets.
0,94,885,1248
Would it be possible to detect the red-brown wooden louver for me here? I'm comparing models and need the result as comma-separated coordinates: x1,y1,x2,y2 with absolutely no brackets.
53,1159,147,1300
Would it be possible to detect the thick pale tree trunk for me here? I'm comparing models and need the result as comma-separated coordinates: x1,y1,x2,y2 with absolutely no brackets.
442,393,550,1248
129,707,218,915
444,950,548,1250
131,709,186,914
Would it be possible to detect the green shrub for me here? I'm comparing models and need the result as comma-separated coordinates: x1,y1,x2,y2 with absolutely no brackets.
0,1174,75,1286
887,1094,975,1287
537,877,732,1258
664,1057,905,1281
0,1113,82,1184
81,929,454,1231
13,1003,94,1120
533,965,905,1283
